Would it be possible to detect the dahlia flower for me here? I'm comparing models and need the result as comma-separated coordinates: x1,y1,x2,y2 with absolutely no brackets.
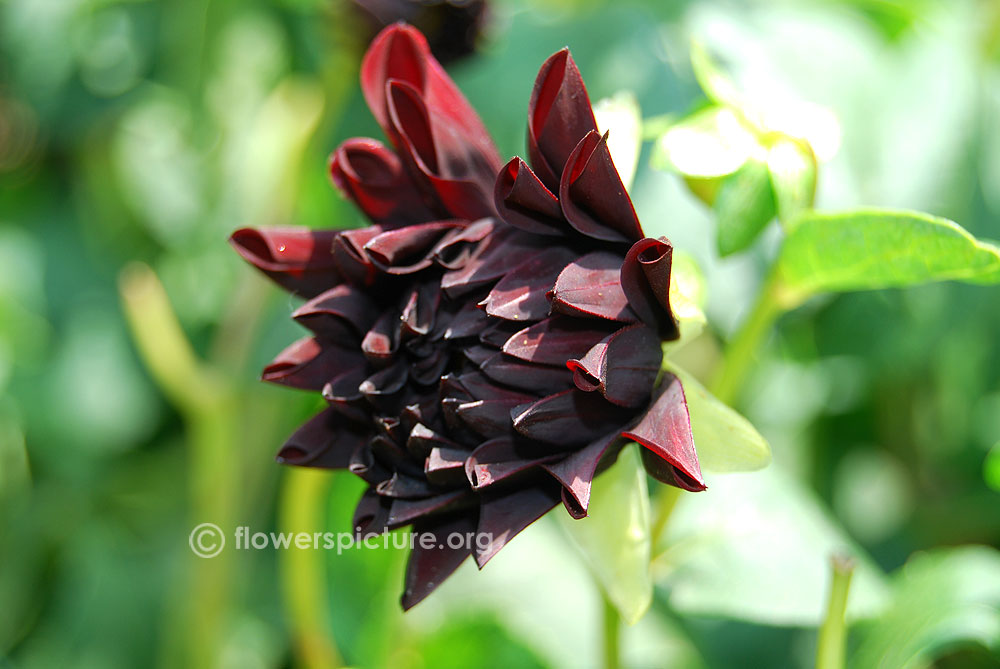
231,23,703,609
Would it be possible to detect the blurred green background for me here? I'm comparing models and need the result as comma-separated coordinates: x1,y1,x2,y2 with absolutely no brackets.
1,0,999,667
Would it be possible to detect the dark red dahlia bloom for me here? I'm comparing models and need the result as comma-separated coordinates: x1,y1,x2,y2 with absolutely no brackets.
230,24,704,610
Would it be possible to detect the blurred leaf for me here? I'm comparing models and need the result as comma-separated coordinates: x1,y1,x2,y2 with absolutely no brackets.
560,443,652,624
651,106,762,179
766,136,817,226
853,546,1000,668
986,442,1000,492
594,91,641,191
776,210,1000,301
664,251,707,351
658,466,890,625
0,416,29,501
663,363,770,473
714,159,776,256
415,615,550,669
690,39,743,109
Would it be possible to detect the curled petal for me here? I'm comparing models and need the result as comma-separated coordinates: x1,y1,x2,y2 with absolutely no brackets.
333,227,382,287
262,337,361,391
364,220,465,274
361,311,401,364
566,324,662,408
559,131,643,243
481,246,577,321
511,389,631,447
329,137,436,225
502,317,618,366
276,407,369,468
494,158,566,236
620,237,681,339
432,217,495,270
542,431,620,518
550,251,637,321
474,482,561,567
388,490,469,528
425,446,469,486
528,48,598,189
465,438,559,489
375,471,438,499
353,489,392,537
229,227,340,298
441,226,548,298
477,350,575,396
292,284,380,341
403,514,477,610
361,23,500,172
621,373,705,492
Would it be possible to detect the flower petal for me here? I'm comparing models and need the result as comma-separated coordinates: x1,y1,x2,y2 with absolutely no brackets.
494,157,566,236
528,48,598,190
511,389,631,446
542,431,620,518
262,337,362,391
292,284,380,341
275,407,369,468
550,250,638,321
402,513,477,610
502,317,618,366
465,438,560,489
229,227,340,298
474,482,562,567
620,237,681,339
567,324,662,408
364,219,465,274
481,246,577,321
621,373,705,491
559,131,643,243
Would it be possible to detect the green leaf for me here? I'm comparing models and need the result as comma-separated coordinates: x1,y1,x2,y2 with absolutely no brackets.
853,546,1000,668
559,444,652,624
714,159,776,256
651,105,762,179
594,91,642,191
776,209,1000,300
657,465,890,626
664,251,707,351
690,39,744,109
766,136,817,227
663,363,770,473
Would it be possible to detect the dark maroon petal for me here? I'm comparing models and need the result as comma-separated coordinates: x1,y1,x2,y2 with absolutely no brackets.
402,513,477,610
386,81,497,220
474,483,561,567
354,488,392,536
399,281,441,338
359,361,409,403
559,130,643,243
361,311,401,363
229,227,340,298
376,471,439,498
387,490,469,528
275,407,369,468
502,317,618,366
431,217,495,270
455,395,528,438
481,246,576,321
527,48,598,190
262,337,361,391
406,423,461,459
443,300,489,339
322,366,370,419
292,284,380,341
550,251,638,322
494,157,566,236
361,23,500,173
542,431,620,518
511,389,631,446
465,438,560,489
332,227,382,287
478,351,575,396
621,373,705,491
364,219,465,274
620,237,681,340
640,447,706,493
329,137,437,225
441,227,548,298
424,446,469,486
566,324,662,408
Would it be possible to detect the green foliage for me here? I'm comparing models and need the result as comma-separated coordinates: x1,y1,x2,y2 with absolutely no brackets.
713,159,776,256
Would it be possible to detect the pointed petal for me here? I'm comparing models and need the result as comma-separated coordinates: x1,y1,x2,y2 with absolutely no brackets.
621,373,705,491
332,227,382,287
542,431,620,518
292,284,380,341
528,49,598,190
275,407,369,468
502,317,618,366
424,446,469,486
620,237,681,339
402,514,477,610
474,483,561,567
229,227,340,298
559,131,643,243
465,438,560,490
441,227,548,298
481,246,576,321
387,490,469,528
262,337,362,391
364,219,464,274
494,157,566,236
478,351,574,396
550,251,637,321
567,324,662,408
511,389,631,446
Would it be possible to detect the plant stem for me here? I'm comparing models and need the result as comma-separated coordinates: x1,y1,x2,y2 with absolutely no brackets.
602,591,621,669
816,554,856,669
279,468,342,669
710,273,785,405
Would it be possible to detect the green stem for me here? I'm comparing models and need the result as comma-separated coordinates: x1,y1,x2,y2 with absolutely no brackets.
279,468,342,669
710,273,785,405
816,554,855,669
602,591,621,669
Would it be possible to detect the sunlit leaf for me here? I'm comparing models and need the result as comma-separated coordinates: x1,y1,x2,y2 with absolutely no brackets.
776,209,1000,301
663,363,770,473
853,546,1000,668
664,251,707,351
714,159,776,256
690,39,744,109
651,106,762,179
594,91,642,191
559,443,652,624
766,136,817,227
